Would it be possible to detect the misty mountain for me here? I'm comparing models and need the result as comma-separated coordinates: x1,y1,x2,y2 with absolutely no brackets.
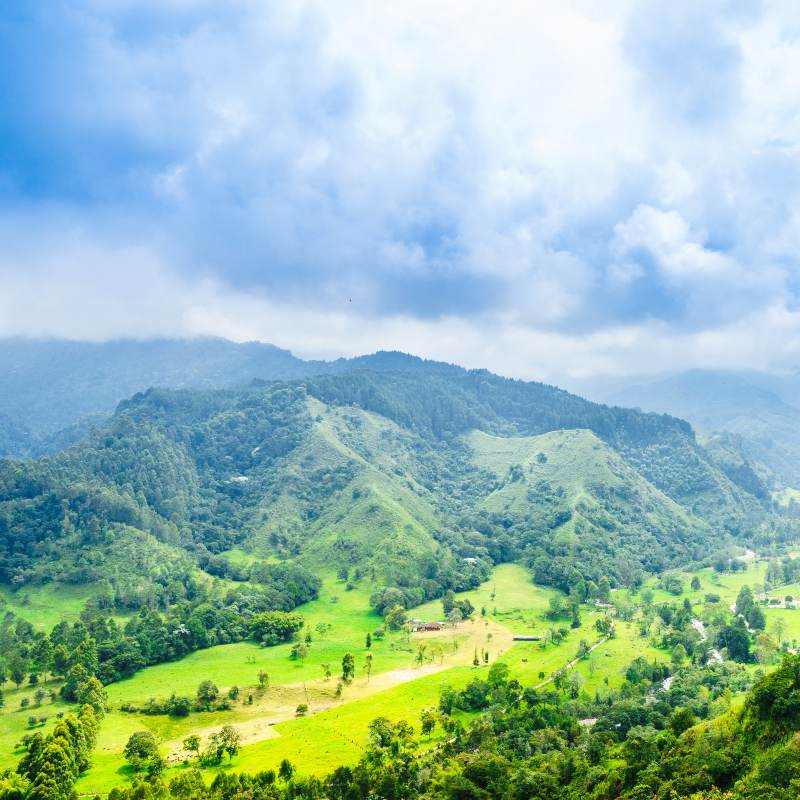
0,338,459,456
603,370,800,490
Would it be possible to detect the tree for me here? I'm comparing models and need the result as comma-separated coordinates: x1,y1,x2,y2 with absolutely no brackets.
365,632,372,649
76,677,108,716
32,638,53,683
51,645,69,678
364,652,373,684
546,595,566,620
217,725,240,761
183,734,201,757
341,653,355,684
447,608,463,628
124,731,159,771
670,706,697,736
279,759,294,782
384,605,407,631
60,664,90,701
420,708,438,736
735,585,755,617
746,604,766,631
290,641,308,661
9,655,27,690
257,671,270,690
690,576,701,591
671,644,687,667
772,616,786,644
719,624,751,662
250,612,305,646
196,680,219,710
34,688,46,706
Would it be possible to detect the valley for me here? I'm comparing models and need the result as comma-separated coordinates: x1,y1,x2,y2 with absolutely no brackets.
3,361,800,800
5,551,798,795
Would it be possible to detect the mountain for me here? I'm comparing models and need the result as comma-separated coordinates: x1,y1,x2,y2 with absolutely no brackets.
0,338,312,453
603,370,800,491
0,338,466,457
0,366,770,610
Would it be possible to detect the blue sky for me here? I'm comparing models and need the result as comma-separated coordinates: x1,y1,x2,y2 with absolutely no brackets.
1,0,800,381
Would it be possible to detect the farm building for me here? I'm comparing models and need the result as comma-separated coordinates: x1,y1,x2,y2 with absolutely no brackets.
413,621,444,632
512,635,542,641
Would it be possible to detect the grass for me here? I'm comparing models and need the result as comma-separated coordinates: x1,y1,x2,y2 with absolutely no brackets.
575,620,665,694
0,679,72,766
103,576,423,707
10,560,679,795
70,562,632,793
0,583,103,630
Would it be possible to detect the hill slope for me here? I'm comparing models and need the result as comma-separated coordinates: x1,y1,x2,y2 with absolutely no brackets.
606,370,800,490
0,367,770,608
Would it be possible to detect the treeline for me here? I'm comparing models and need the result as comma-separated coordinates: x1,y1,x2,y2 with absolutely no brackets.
0,572,318,692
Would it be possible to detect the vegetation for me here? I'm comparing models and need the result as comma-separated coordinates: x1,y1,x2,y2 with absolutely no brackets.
4,360,800,799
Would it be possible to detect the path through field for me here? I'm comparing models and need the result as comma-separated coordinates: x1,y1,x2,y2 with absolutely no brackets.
163,617,515,759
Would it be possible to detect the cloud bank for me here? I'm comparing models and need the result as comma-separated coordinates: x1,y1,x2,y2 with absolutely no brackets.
2,0,800,381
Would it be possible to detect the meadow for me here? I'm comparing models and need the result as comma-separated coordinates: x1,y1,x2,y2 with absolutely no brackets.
6,555,784,795
64,563,634,793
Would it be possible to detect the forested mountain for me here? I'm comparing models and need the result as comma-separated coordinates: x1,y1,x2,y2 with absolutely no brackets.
0,338,312,454
0,366,775,612
603,370,800,491
0,339,461,456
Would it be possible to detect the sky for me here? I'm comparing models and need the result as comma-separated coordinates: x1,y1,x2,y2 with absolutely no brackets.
2,0,800,383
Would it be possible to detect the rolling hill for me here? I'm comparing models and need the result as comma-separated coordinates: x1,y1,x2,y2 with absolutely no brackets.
0,366,771,610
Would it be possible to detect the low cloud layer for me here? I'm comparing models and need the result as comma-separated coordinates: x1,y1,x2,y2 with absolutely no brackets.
2,1,800,382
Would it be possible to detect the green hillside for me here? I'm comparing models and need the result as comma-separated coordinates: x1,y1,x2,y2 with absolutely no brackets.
468,428,708,575
0,367,774,602
1,365,798,800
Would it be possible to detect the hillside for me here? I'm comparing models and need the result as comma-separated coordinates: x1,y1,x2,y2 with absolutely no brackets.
605,370,800,491
0,367,770,609
0,338,457,456
468,429,710,574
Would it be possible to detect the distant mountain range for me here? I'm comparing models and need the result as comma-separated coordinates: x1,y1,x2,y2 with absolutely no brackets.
0,338,452,456
589,370,800,491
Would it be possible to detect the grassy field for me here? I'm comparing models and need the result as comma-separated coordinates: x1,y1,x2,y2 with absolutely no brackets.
0,582,102,629
66,562,644,794
3,560,688,795
5,552,779,795
0,679,72,769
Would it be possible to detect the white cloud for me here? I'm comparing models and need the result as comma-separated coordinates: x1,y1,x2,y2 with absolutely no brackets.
3,1,800,379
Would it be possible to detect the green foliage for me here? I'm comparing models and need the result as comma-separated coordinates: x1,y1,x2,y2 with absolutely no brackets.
250,612,305,646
